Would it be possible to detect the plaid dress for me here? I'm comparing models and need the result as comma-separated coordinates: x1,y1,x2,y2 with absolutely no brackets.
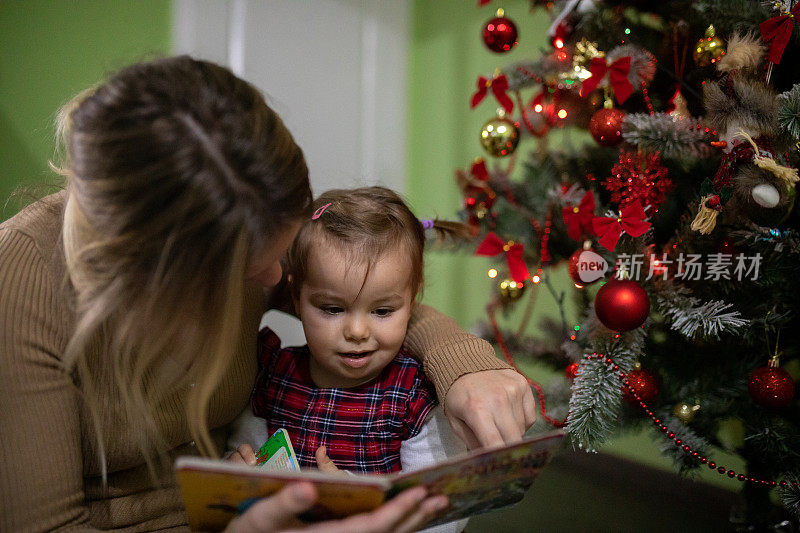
252,328,438,474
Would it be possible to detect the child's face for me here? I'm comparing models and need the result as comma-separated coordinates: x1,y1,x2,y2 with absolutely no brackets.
294,245,415,388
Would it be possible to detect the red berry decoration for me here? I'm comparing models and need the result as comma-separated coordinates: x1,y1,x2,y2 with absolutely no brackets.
594,278,650,332
565,362,580,381
623,367,660,404
748,360,795,410
482,9,518,53
589,107,626,147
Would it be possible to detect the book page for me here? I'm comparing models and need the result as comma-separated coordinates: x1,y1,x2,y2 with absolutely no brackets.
388,431,564,527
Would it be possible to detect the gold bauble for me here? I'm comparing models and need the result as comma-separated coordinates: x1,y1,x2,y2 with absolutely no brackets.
561,38,604,83
693,25,726,67
672,402,700,424
498,278,526,303
480,111,520,157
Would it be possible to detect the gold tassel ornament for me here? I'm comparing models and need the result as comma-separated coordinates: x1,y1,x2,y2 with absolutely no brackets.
691,194,721,234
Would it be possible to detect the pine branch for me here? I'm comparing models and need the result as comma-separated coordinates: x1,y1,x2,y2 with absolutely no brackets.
566,329,645,451
692,0,771,37
781,472,800,520
622,113,710,161
656,286,749,340
778,84,800,142
656,413,712,476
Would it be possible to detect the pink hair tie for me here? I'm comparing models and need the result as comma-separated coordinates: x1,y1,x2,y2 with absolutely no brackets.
312,202,332,220
421,219,434,229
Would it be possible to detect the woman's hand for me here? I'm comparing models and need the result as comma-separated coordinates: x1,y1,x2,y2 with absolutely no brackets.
444,369,536,449
225,483,447,533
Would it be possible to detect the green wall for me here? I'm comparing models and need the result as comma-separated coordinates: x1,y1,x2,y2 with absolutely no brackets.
0,0,172,219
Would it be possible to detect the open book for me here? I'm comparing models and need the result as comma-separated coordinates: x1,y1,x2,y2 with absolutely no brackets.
175,430,564,531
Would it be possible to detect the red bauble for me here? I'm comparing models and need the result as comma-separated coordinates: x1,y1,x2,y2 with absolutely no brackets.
748,365,795,410
565,362,580,381
594,278,650,331
623,368,660,404
482,12,518,53
589,108,626,147
567,248,607,285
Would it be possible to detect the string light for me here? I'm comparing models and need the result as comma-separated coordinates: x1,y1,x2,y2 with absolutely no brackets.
488,268,498,278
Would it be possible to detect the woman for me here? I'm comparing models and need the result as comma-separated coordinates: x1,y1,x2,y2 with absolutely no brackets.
0,56,535,532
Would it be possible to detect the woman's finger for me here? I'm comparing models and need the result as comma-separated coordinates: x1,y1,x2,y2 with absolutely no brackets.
451,405,505,450
522,384,537,428
490,403,524,444
444,415,482,451
227,482,317,532
287,486,431,533
394,495,449,533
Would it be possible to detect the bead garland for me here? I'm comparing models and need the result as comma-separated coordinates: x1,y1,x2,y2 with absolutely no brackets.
641,81,655,115
584,352,798,487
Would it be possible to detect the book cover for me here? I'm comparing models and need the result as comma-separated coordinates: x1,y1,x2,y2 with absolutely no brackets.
175,430,564,531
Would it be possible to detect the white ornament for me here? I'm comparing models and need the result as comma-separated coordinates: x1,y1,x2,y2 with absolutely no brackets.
751,183,780,208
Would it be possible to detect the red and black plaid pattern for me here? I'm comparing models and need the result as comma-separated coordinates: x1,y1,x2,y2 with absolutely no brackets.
252,328,438,473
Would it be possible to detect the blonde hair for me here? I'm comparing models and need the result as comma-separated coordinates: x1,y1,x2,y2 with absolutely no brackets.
286,186,470,300
54,56,312,480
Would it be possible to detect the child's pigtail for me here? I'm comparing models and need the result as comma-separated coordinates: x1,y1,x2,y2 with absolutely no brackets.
420,219,474,242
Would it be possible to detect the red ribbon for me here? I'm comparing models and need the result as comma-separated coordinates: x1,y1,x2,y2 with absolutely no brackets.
475,232,530,283
478,0,492,5
592,202,651,251
471,159,490,181
759,4,800,64
471,74,514,113
581,56,634,104
562,191,596,241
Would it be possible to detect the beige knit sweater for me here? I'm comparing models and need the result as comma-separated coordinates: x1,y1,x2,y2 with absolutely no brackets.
0,192,509,531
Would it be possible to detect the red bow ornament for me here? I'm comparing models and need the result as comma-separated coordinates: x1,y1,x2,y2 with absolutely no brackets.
759,3,800,64
475,232,530,282
581,56,634,104
562,191,596,241
592,202,651,251
471,74,514,113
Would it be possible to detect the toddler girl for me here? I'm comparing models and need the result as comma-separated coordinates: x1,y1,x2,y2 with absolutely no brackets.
234,186,471,531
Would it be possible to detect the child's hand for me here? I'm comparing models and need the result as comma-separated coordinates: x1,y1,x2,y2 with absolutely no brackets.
227,443,258,466
315,445,340,473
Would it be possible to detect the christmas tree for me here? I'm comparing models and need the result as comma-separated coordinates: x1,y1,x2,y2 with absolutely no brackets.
456,0,800,528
